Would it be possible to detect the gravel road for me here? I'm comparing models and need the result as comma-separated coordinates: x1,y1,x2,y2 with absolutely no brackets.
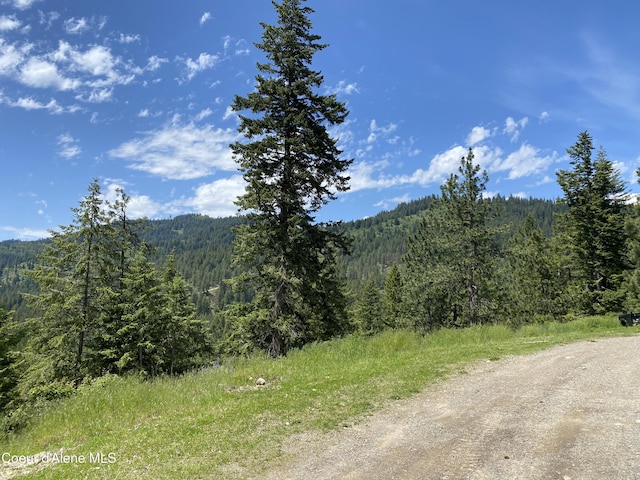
262,336,640,480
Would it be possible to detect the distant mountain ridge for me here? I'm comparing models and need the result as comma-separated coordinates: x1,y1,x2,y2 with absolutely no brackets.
0,195,563,318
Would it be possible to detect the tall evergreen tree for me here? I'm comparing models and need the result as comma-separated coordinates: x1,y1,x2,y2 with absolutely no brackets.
403,149,498,329
93,188,145,374
354,278,384,335
622,169,640,311
228,0,352,356
117,246,165,376
23,179,113,389
161,252,209,375
0,307,20,413
383,263,403,328
502,214,573,324
556,131,627,312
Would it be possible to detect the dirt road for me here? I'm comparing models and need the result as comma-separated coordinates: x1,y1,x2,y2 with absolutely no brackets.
263,336,640,480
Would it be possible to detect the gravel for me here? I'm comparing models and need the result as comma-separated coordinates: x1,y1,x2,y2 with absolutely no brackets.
262,335,640,480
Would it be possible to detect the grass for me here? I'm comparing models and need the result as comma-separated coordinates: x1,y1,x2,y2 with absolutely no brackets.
1,315,637,479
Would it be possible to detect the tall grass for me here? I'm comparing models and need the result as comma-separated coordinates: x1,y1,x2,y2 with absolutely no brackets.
0,315,635,480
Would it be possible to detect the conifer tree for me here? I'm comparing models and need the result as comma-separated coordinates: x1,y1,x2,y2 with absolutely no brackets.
161,252,209,375
383,264,403,328
556,131,627,312
354,278,384,335
503,214,573,324
228,0,352,356
23,179,113,388
0,307,20,413
622,169,640,311
117,246,166,376
403,149,498,329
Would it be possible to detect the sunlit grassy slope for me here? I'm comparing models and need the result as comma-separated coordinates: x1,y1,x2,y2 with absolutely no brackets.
1,316,636,479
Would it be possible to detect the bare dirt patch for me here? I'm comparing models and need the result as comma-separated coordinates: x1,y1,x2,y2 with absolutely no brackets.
262,336,640,480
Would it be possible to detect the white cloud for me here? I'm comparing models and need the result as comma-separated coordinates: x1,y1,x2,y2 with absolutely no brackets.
19,57,81,90
109,121,240,180
0,15,21,31
367,119,398,144
0,226,50,240
539,111,550,122
146,55,168,71
174,175,244,217
488,143,555,179
118,33,140,44
194,108,212,122
5,40,138,99
77,87,113,103
102,180,162,219
327,80,359,96
181,52,219,81
503,116,529,142
373,193,411,210
348,160,395,191
404,145,469,186
38,10,59,28
138,108,149,117
222,105,236,121
200,12,212,26
466,126,492,146
0,39,30,76
57,133,81,159
63,17,90,35
5,0,42,10
4,95,75,114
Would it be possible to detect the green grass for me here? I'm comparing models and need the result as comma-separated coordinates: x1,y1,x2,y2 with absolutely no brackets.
1,315,637,479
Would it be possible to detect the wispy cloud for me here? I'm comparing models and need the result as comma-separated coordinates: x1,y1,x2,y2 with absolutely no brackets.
466,126,493,146
109,121,240,180
172,175,244,217
0,15,21,31
57,133,81,159
1,37,142,103
4,0,42,10
117,33,140,44
199,12,212,27
102,179,162,219
326,80,359,96
179,52,219,81
503,116,528,142
0,226,50,240
345,121,559,195
63,17,90,34
0,93,79,114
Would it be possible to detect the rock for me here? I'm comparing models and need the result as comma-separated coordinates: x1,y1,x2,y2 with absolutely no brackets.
256,377,266,386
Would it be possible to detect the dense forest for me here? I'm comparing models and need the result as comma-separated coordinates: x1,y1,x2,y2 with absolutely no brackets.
0,194,561,320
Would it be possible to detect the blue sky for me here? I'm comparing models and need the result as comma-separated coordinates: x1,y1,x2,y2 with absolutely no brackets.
1,0,640,240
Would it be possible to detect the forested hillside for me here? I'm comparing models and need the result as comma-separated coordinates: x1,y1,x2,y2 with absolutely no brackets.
0,195,562,319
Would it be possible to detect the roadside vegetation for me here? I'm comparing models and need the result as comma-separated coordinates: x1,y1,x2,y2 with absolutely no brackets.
1,315,636,480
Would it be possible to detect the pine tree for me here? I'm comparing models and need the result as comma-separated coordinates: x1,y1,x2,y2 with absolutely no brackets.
354,278,384,335
503,214,573,324
556,131,628,312
0,307,20,413
403,149,498,329
23,179,113,389
622,169,640,311
383,264,403,328
117,246,166,376
93,188,145,374
228,0,352,356
161,252,209,375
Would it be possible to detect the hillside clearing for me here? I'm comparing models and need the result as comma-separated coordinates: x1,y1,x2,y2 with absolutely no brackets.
0,316,637,479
